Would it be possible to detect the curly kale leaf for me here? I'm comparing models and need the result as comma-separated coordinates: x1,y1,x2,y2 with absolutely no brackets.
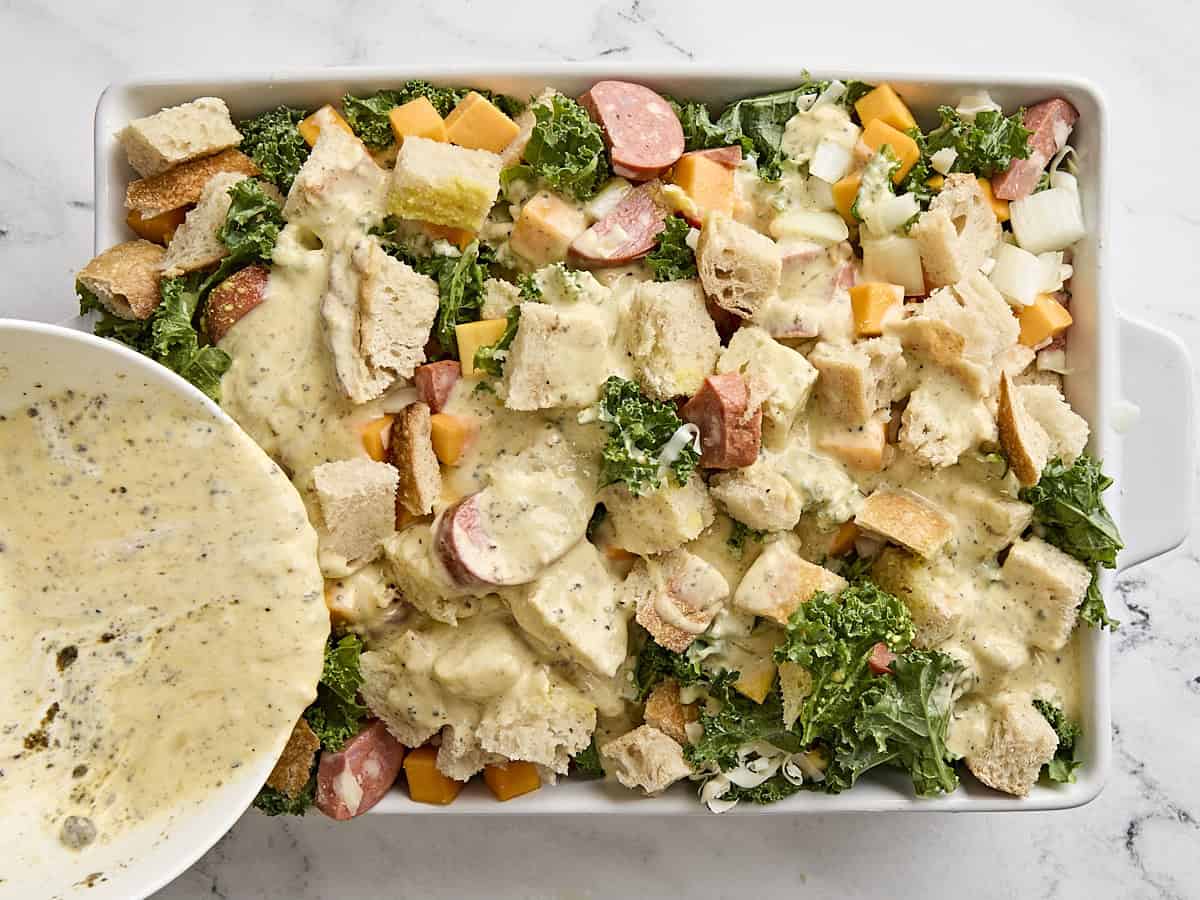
520,94,609,200
303,634,367,753
923,105,1031,178
726,519,765,560
1020,455,1123,630
238,106,311,192
253,778,314,817
216,179,283,268
596,376,699,496
715,82,829,181
668,97,753,155
645,215,697,282
773,582,915,748
571,737,605,780
343,82,522,150
685,676,804,772
633,639,708,702
1034,699,1083,784
473,304,520,377
77,285,153,350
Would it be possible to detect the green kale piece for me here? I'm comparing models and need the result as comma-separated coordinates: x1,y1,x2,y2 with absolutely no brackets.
596,376,699,496
1033,699,1083,783
645,215,698,282
238,106,311,192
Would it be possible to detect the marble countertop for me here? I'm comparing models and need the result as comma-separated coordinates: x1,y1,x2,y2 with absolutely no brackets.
2,1,1198,897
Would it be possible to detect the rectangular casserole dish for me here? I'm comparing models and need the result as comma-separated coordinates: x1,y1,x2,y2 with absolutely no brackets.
91,65,1194,814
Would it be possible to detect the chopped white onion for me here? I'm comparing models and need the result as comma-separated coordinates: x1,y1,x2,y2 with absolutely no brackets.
865,192,921,236
812,80,846,108
979,256,997,276
1048,143,1077,179
685,227,701,251
1036,348,1070,374
810,139,853,183
684,721,706,744
786,750,828,783
1050,170,1078,194
1010,187,1086,254
656,423,701,476
861,234,925,295
583,177,633,222
930,147,958,175
955,91,1001,121
1037,251,1072,293
988,242,1044,306
770,208,849,244
807,175,836,210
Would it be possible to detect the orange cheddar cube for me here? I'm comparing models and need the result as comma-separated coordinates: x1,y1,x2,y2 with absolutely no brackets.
1018,294,1073,347
829,521,859,557
429,413,479,466
360,415,395,462
832,173,862,224
389,97,448,145
424,222,476,251
444,91,520,153
854,83,917,132
403,746,464,805
734,658,777,704
926,174,945,191
978,177,1011,223
455,319,509,377
862,119,920,183
299,105,355,147
126,206,187,245
670,152,734,225
849,282,903,337
483,762,541,802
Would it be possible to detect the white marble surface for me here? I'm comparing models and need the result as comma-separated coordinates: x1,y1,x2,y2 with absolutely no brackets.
2,1,1199,897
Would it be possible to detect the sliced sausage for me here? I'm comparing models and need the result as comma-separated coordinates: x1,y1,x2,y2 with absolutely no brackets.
992,98,1079,201
867,642,897,675
315,720,405,820
680,373,762,469
435,491,554,587
413,360,461,413
205,264,269,343
684,145,743,169
569,180,670,267
580,81,685,181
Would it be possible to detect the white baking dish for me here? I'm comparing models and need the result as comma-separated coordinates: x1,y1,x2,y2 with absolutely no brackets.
91,65,1194,815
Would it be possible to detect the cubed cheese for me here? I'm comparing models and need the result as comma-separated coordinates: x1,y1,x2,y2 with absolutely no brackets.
832,173,862,225
429,413,479,465
979,177,1011,223
509,191,589,265
444,92,521,153
861,119,920,183
389,97,448,144
849,282,903,337
299,105,356,147
670,153,734,226
854,83,917,132
455,318,509,376
1017,294,1073,347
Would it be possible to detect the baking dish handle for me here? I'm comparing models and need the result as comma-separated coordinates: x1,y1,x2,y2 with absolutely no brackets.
1117,314,1195,571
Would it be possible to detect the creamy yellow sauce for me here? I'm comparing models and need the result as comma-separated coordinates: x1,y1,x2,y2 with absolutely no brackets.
0,388,326,853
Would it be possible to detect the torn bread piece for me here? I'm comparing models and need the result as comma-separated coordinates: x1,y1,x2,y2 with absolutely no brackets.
313,458,399,567
322,235,439,404
600,725,692,795
964,695,1058,798
998,372,1090,486
697,211,782,319
160,171,250,277
388,402,442,518
626,549,730,653
855,488,954,559
910,174,1001,288
1001,536,1091,651
733,535,846,625
626,279,722,401
643,679,697,745
119,97,243,177
76,239,165,320
125,148,260,218
265,718,320,799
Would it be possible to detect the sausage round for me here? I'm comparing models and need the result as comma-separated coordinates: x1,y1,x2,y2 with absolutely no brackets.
205,264,269,343
569,181,670,267
413,360,461,413
580,81,685,181
680,374,762,469
992,98,1079,201
314,720,405,820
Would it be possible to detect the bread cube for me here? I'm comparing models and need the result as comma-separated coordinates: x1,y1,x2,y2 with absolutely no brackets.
696,211,782,319
1001,537,1091,651
600,725,691,795
313,458,399,565
733,537,846,625
76,239,164,321
503,303,611,410
119,97,242,177
602,476,716,556
388,136,502,231
626,279,721,400
855,488,954,559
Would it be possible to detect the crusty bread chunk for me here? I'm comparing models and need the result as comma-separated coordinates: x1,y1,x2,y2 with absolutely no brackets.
626,549,729,653
119,97,242,177
160,172,249,277
697,211,782,319
626,279,721,400
388,136,502,232
643,679,697,745
710,455,804,533
76,239,164,320
901,369,996,469
600,725,692,795
125,148,260,218
602,476,715,556
872,546,969,648
910,174,1001,288
480,277,521,320
503,302,612,411
388,402,442,518
265,717,320,798
1001,536,1091,651
716,325,817,435
734,535,846,625
809,336,906,426
313,458,398,566
285,114,390,235
965,695,1058,797
855,488,954,559
381,524,480,626
322,235,439,404
998,372,1090,486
